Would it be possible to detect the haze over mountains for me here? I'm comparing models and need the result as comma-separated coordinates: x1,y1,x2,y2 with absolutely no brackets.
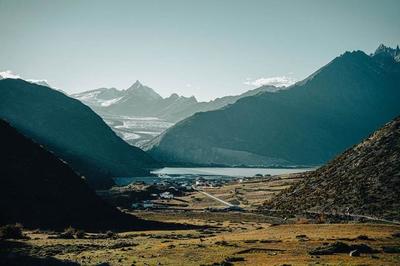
1,1,399,263
0,43,399,251
146,45,400,167
71,81,274,146
72,81,273,123
0,79,158,189
2,45,399,171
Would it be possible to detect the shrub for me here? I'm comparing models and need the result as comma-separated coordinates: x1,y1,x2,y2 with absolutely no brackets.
59,226,77,239
0,224,27,239
75,229,86,239
316,213,326,224
106,230,116,238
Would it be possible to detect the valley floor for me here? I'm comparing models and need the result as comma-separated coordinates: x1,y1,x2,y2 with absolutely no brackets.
3,175,400,265
2,213,400,266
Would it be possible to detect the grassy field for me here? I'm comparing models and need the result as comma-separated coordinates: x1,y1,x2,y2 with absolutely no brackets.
152,174,303,211
3,211,400,265
3,175,400,265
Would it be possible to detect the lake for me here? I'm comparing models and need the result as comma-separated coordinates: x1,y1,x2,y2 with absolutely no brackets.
151,167,314,176
113,167,315,186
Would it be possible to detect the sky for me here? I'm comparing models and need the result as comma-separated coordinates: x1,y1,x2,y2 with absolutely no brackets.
0,0,399,101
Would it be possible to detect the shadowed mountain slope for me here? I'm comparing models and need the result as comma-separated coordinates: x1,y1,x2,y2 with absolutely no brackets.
0,119,169,231
0,79,158,189
146,46,400,166
265,116,400,221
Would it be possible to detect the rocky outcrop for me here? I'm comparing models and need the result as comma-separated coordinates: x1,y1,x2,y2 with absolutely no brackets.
265,116,400,220
374,44,400,62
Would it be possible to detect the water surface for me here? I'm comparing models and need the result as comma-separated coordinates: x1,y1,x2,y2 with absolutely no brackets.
151,167,313,177
114,167,314,186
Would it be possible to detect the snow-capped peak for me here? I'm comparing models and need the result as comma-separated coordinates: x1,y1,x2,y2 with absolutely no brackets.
0,70,50,87
126,80,162,100
0,70,20,79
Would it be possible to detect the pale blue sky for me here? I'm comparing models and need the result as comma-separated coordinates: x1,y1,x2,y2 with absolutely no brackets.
0,0,399,100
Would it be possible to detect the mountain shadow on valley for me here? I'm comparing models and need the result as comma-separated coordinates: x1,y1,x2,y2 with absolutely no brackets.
0,79,159,189
0,119,193,231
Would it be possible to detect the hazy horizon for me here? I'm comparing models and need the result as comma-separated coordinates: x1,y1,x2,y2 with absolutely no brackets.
1,0,399,101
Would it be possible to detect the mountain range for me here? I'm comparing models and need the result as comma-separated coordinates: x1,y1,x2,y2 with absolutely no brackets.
145,44,400,167
265,115,400,221
0,79,159,189
72,81,275,123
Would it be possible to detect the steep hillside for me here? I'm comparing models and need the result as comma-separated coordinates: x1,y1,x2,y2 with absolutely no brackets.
0,119,160,230
265,116,400,221
0,79,158,189
146,45,400,166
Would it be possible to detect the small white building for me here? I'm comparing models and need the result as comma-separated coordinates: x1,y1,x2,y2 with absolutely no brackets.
143,200,154,208
131,200,154,209
160,191,174,199
131,203,141,209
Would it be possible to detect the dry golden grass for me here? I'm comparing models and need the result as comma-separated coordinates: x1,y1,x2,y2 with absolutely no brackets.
5,175,399,265
172,174,303,211
12,211,400,266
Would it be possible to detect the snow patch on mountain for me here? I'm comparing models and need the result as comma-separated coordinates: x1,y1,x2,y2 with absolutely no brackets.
0,70,50,87
101,97,123,107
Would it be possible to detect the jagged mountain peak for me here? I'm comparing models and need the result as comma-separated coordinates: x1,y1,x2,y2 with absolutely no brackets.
165,93,198,102
126,80,162,99
376,43,388,51
187,95,198,102
128,80,143,89
373,44,400,61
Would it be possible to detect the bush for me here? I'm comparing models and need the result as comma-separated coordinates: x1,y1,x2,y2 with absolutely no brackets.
106,230,117,238
75,229,86,239
316,213,326,224
0,224,27,239
56,227,87,239
59,226,76,239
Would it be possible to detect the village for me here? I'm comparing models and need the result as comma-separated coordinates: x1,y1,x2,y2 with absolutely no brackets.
96,173,284,214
